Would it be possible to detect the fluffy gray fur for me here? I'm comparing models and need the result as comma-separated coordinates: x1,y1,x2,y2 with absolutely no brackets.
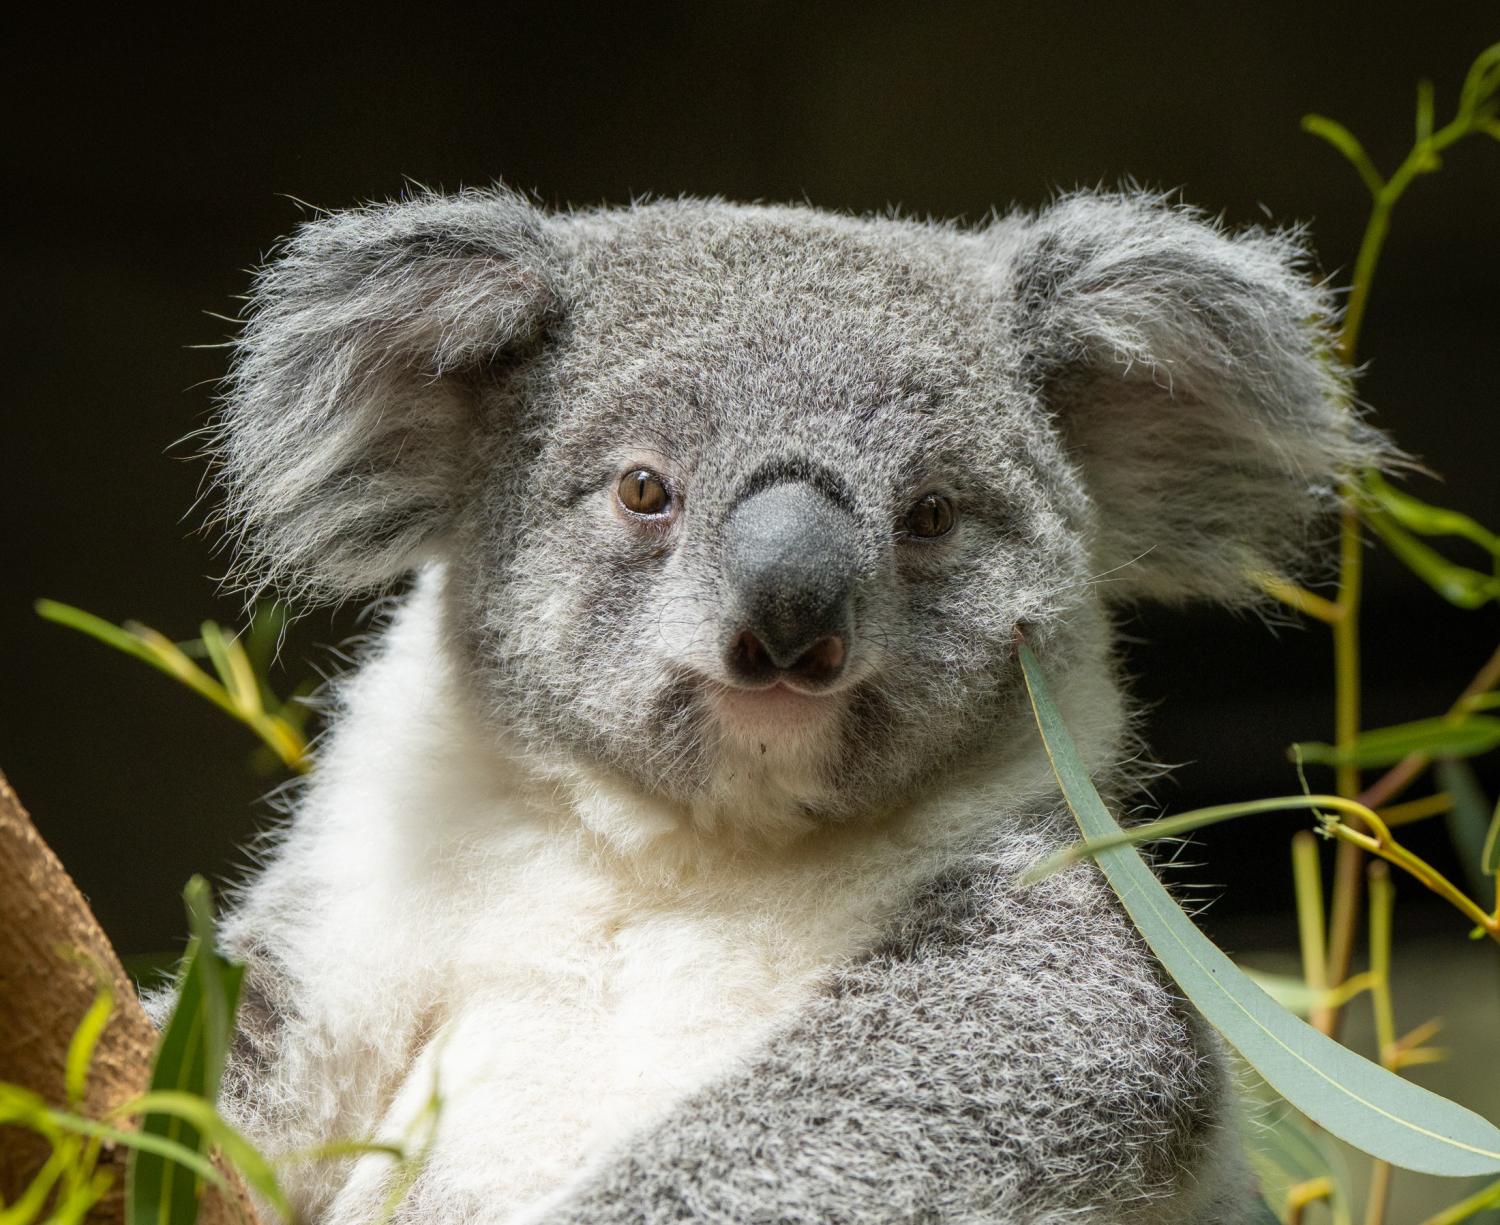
206,186,1385,1223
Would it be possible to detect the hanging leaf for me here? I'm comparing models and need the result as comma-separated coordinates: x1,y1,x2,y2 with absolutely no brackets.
1363,473,1500,560
1018,643,1500,1177
1363,508,1500,610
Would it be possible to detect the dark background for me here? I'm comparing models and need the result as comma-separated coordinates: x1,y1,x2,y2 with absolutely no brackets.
5,4,1498,960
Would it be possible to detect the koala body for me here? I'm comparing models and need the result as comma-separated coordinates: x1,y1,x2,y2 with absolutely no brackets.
210,189,1380,1223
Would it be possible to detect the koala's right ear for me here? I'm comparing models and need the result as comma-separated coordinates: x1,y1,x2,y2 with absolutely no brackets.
214,188,561,600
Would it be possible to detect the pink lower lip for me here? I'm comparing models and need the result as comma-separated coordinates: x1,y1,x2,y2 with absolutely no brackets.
713,683,833,724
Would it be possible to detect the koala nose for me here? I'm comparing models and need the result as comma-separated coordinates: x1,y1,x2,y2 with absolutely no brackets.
722,481,858,689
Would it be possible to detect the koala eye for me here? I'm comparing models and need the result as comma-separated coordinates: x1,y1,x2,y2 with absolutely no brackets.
904,493,956,539
618,469,672,517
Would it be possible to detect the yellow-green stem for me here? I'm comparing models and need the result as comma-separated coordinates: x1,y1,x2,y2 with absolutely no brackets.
1368,863,1398,1060
1293,832,1328,996
1365,1161,1393,1225
1364,863,1398,1225
1322,497,1366,1036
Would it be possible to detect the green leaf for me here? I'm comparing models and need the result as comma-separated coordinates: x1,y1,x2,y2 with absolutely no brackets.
1363,508,1500,610
1018,642,1500,1177
125,878,246,1225
1023,795,1361,884
36,600,241,718
1438,761,1498,911
37,599,311,775
1240,968,1321,1018
1302,114,1384,195
1293,715,1500,768
120,1092,290,1220
63,966,114,1110
1363,473,1500,560
1459,42,1500,118
1488,800,1500,877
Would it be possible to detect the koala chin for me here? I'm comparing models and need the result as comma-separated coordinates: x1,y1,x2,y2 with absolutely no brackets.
203,187,1385,1223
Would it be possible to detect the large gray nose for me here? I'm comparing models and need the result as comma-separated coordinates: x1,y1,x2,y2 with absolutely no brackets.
722,481,858,688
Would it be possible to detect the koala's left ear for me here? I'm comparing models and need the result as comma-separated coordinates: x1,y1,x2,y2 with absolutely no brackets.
1007,193,1389,605
214,187,561,600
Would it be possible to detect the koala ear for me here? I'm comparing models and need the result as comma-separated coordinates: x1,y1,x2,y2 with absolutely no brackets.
1007,193,1388,605
214,187,561,600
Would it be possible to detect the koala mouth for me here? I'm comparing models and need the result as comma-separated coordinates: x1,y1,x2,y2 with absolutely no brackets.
707,680,845,740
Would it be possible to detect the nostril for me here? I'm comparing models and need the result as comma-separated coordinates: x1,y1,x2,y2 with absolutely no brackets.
791,634,846,684
727,628,775,683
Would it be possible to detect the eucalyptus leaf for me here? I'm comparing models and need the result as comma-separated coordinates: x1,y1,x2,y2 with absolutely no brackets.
1293,715,1500,769
1364,508,1500,610
1302,114,1384,195
1363,472,1500,559
1019,643,1500,1177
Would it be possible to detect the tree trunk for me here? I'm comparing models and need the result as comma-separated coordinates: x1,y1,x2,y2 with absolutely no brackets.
0,768,261,1224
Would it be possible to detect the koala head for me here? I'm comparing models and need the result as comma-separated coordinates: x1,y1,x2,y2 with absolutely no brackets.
217,188,1382,836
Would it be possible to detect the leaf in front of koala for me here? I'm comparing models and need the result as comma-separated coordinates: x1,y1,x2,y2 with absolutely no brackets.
126,877,245,1225
1293,715,1500,769
119,1092,289,1222
1018,642,1500,1178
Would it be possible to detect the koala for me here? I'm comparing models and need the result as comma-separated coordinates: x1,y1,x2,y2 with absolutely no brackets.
203,186,1382,1224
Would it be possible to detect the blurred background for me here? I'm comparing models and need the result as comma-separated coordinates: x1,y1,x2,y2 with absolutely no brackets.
4,5,1498,1216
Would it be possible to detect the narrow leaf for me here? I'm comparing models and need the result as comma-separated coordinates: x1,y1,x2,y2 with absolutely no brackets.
119,1092,290,1219
1488,799,1500,877
1019,642,1500,1177
1240,968,1321,1018
1363,473,1500,559
1293,715,1500,768
1364,509,1500,610
126,878,246,1225
1437,761,1497,912
63,968,114,1109
1024,795,1361,883
1302,114,1384,195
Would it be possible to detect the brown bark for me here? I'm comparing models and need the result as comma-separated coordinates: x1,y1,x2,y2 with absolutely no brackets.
0,768,261,1224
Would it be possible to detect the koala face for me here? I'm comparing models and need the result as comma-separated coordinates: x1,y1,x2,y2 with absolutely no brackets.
447,207,1090,821
218,189,1381,831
